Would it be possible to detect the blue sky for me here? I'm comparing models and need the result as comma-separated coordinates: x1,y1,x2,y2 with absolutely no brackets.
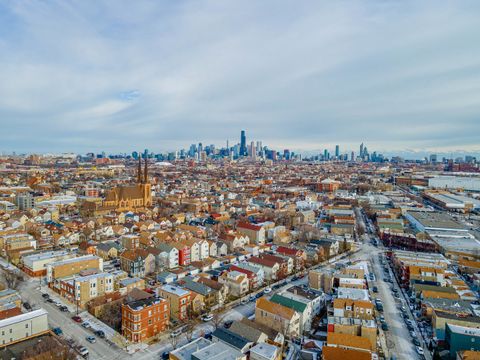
0,1,479,155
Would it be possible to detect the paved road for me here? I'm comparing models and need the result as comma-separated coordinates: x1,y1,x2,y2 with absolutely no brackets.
370,250,418,360
19,279,125,360
360,208,429,360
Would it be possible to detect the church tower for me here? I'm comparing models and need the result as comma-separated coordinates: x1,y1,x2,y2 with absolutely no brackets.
137,153,142,184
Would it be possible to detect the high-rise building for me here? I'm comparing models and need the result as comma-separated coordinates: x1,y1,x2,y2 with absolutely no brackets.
335,145,340,158
430,154,438,163
16,193,35,210
250,141,256,158
359,143,364,158
240,130,247,156
256,141,262,155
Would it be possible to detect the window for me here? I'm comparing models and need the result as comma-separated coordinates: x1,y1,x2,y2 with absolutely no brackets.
9,329,12,334
25,324,28,328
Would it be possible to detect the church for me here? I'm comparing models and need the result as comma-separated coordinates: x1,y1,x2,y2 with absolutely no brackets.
102,156,152,212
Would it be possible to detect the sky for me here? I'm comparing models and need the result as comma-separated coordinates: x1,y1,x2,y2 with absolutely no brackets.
0,0,480,156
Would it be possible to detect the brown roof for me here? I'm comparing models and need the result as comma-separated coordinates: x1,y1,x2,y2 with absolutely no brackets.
197,277,223,291
256,297,296,320
327,332,373,351
249,256,278,268
322,346,371,360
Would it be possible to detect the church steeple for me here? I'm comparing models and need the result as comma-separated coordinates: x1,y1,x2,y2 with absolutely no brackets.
137,152,142,184
144,153,148,184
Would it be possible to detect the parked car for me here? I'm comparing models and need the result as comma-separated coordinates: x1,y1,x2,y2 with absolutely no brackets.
264,287,272,294
410,331,417,338
72,315,82,323
42,294,49,299
76,346,89,358
23,302,31,310
86,336,96,344
161,352,169,360
372,286,378,293
201,313,213,322
413,338,420,346
170,328,182,337
381,323,389,331
95,330,105,338
81,321,91,328
240,298,248,305
416,346,424,355
60,306,69,312
52,327,63,336
204,332,212,340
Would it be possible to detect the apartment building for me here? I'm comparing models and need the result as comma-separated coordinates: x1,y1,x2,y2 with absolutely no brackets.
230,263,264,289
56,272,114,307
237,222,265,245
120,234,140,250
255,297,300,337
157,285,192,321
0,233,36,253
157,243,179,269
21,250,74,277
219,270,249,297
308,269,334,294
122,296,169,343
171,243,191,266
119,250,150,277
0,309,48,347
46,255,103,283
271,286,324,333
248,257,280,281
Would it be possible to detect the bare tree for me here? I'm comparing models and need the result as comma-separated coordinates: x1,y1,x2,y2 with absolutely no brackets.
20,336,76,360
1,269,24,290
211,310,225,329
168,330,179,350
184,321,196,342
97,301,122,331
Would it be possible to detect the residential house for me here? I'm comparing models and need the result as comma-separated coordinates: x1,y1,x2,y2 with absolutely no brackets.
237,222,266,245
96,241,120,260
230,263,265,289
119,250,146,278
157,285,192,321
219,270,249,298
249,256,280,282
255,297,301,337
157,243,179,270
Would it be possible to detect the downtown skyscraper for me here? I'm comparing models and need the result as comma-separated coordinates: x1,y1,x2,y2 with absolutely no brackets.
240,130,247,156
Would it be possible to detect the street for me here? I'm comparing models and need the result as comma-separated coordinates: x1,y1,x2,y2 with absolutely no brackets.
10,210,426,360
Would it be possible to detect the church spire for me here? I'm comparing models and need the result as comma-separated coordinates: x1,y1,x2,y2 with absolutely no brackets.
137,152,142,184
144,153,148,184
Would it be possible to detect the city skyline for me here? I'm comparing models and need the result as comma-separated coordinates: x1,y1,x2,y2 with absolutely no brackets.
0,1,479,153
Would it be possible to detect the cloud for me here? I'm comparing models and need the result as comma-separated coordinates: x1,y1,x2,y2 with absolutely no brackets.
0,0,479,155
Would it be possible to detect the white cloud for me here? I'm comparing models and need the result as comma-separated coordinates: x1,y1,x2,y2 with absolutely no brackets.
0,0,479,154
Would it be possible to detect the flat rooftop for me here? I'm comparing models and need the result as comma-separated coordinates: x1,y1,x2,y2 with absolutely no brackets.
407,211,467,231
